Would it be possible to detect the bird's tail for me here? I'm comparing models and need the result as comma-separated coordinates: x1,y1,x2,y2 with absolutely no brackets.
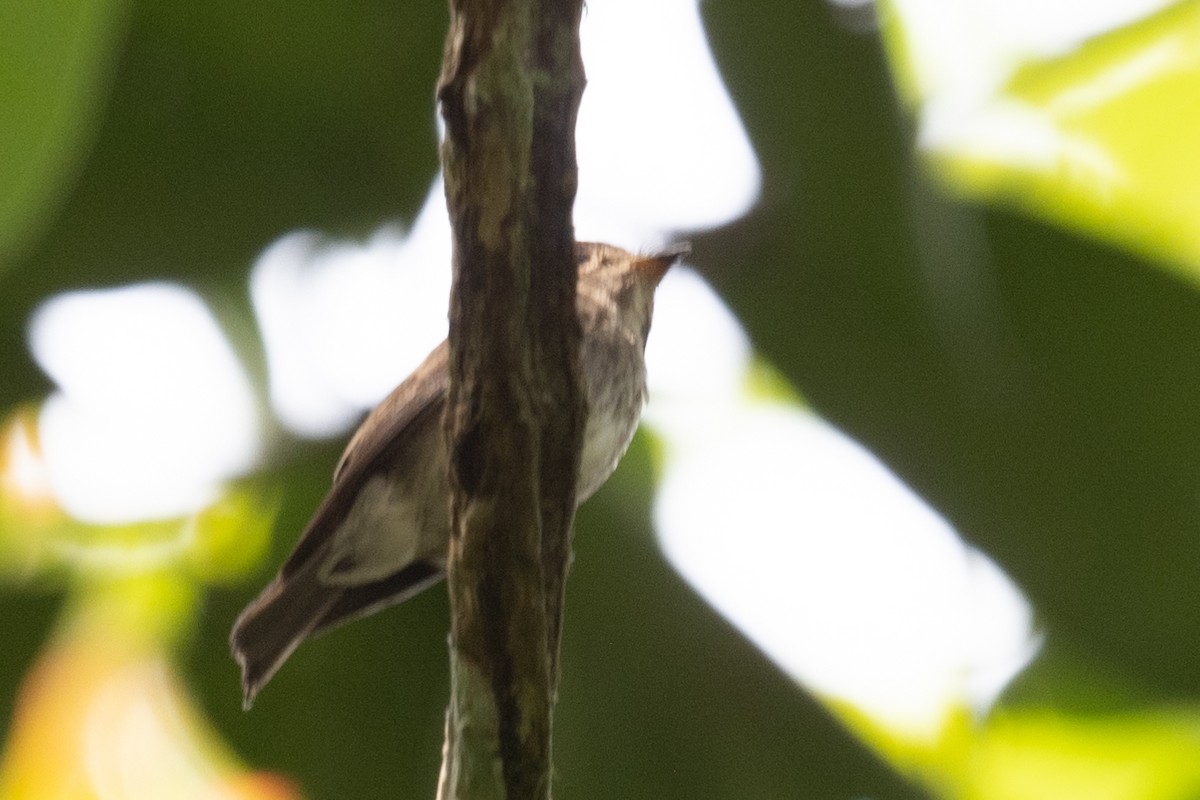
229,560,340,709
230,556,444,708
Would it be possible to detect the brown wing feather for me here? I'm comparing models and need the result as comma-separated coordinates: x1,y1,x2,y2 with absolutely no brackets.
231,340,449,706
279,340,449,577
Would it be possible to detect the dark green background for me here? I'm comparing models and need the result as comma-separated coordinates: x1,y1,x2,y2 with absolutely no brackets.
4,1,1198,797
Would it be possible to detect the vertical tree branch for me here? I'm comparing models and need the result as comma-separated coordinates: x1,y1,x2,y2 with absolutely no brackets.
435,0,585,798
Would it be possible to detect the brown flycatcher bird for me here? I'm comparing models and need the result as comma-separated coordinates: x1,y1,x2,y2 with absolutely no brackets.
230,241,685,707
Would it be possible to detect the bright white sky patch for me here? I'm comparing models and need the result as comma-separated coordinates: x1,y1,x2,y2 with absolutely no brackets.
642,265,751,443
652,402,1039,737
574,0,761,247
251,183,452,438
28,284,259,524
644,271,1038,738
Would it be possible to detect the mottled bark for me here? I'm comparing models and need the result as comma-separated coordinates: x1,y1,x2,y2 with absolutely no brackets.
434,0,585,798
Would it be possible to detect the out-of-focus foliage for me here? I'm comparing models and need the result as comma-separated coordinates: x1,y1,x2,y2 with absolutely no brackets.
0,405,283,798
0,577,298,800
4,0,1200,798
0,0,128,271
882,0,1200,283
1,408,277,586
702,0,1200,797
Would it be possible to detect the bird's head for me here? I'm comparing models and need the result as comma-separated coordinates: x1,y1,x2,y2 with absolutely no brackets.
575,241,689,343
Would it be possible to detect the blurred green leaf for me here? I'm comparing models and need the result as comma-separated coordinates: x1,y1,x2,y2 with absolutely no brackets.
883,0,1200,282
0,574,301,800
0,0,128,273
967,709,1200,800
842,695,1200,800
184,482,280,586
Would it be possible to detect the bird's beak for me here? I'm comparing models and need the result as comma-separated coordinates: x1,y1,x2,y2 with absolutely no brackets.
634,242,690,285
